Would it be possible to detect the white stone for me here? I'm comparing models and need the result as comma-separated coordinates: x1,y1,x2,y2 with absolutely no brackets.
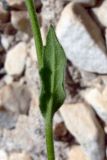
15,31,29,43
0,83,31,114
25,60,40,98
4,75,13,85
0,101,67,159
81,87,107,124
92,0,107,27
56,2,107,74
0,150,8,160
2,104,39,152
60,103,105,160
3,114,36,152
6,0,24,6
68,145,89,160
5,42,27,76
9,152,31,160
1,35,13,50
29,38,37,62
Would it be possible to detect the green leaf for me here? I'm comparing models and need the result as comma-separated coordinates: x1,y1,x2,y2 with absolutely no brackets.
39,26,67,119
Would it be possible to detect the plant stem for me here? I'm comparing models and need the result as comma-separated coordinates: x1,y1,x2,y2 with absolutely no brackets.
25,1,55,159
45,116,55,160
25,0,43,69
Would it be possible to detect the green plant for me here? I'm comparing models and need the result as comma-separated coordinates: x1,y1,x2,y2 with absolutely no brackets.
25,0,67,160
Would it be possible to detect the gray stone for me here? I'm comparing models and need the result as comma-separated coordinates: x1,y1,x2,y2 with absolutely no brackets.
0,99,67,160
80,71,98,87
41,0,65,33
81,86,107,124
92,0,107,27
56,2,107,74
6,0,24,6
5,42,27,76
9,152,32,160
0,83,31,114
25,58,40,99
0,111,18,129
60,103,105,160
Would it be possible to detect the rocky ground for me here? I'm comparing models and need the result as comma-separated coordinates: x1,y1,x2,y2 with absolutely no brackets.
0,0,107,160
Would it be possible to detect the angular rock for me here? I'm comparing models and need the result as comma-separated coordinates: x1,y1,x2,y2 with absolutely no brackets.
56,2,107,74
5,42,27,76
41,0,95,34
81,87,107,124
92,0,107,27
9,152,32,160
60,103,105,160
68,145,89,160
0,83,31,114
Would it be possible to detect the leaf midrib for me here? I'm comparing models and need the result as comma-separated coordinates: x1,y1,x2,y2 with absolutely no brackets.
51,30,56,100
